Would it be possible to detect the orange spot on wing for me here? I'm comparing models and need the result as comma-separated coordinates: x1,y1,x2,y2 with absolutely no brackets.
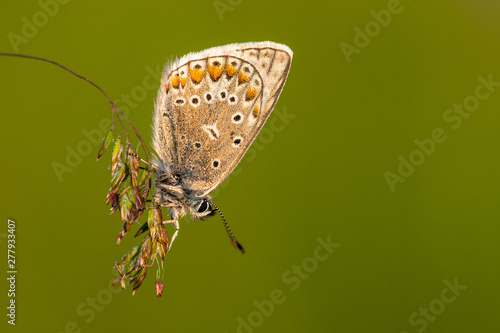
180,77,187,88
190,68,205,83
246,87,257,100
252,105,260,117
226,64,237,77
166,82,170,93
238,72,249,84
171,75,180,88
208,65,223,80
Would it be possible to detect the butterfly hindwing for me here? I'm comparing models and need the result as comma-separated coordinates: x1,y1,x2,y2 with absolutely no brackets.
153,42,293,196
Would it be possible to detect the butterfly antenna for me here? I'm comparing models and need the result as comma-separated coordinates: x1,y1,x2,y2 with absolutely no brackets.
208,200,245,254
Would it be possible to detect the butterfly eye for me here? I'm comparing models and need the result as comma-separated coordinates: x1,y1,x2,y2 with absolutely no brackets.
197,200,210,213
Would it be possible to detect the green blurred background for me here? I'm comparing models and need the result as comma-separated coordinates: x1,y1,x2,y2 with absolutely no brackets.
2,0,500,332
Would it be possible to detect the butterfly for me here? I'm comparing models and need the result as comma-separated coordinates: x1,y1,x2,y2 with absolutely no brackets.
151,41,293,253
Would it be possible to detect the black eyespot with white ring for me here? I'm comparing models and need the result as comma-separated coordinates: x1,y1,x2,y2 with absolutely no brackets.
228,94,238,105
204,93,213,103
211,159,221,169
232,136,243,147
232,112,243,124
190,95,200,107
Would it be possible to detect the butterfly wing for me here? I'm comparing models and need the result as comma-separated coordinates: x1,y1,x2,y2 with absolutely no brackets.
153,42,293,196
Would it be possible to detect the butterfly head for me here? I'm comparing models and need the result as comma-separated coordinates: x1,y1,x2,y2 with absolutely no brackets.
154,168,215,221
153,162,244,253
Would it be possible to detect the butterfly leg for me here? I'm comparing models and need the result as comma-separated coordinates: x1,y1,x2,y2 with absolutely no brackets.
163,219,179,252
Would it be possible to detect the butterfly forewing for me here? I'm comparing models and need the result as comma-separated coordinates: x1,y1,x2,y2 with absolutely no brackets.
153,42,292,196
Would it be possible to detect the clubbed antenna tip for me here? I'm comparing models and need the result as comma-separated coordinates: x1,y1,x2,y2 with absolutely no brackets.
209,200,245,254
